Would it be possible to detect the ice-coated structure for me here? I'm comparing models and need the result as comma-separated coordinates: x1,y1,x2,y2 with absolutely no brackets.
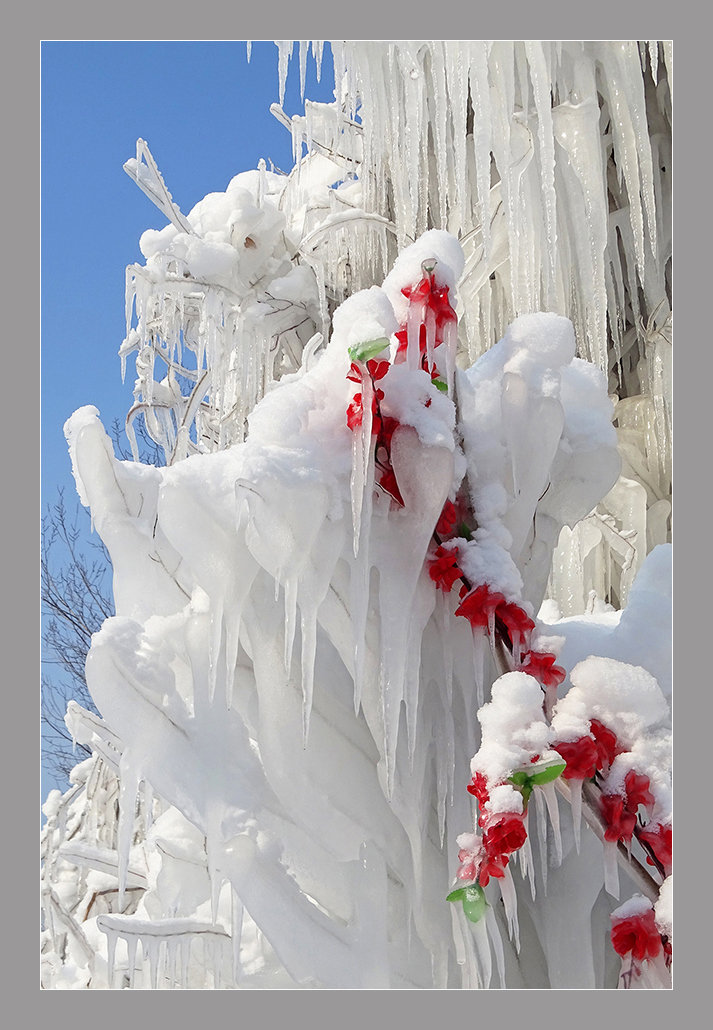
41,41,672,989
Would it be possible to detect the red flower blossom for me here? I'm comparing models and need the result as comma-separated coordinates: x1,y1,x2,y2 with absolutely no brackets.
346,394,365,431
455,584,506,629
428,546,462,592
402,276,458,327
347,358,390,384
624,770,655,814
552,735,599,781
366,358,390,381
375,415,399,453
482,813,528,856
589,719,621,769
377,466,404,506
477,852,509,887
346,387,384,432
638,822,672,875
395,273,458,365
497,602,535,649
611,908,663,961
466,771,490,807
519,650,566,689
436,499,457,537
600,793,637,843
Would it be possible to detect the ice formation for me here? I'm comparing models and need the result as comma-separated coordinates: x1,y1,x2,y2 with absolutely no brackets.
42,41,671,989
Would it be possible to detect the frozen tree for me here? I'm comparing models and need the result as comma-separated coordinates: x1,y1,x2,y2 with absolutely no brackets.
41,40,671,990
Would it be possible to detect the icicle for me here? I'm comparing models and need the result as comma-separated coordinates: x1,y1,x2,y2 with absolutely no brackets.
647,40,658,84
283,574,298,673
276,41,292,109
246,41,252,63
208,595,224,704
456,906,483,988
470,911,493,989
300,606,317,745
425,306,436,374
499,865,520,952
211,937,222,989
166,936,178,990
484,904,506,988
533,786,548,894
569,778,583,852
472,626,486,707
603,839,620,899
525,41,557,303
116,759,140,909
443,319,457,395
231,888,244,985
313,40,323,82
146,935,161,989
105,927,118,987
541,781,562,866
405,297,422,371
127,934,139,988
487,607,496,646
298,40,308,100
142,778,154,835
519,810,536,900
180,936,191,989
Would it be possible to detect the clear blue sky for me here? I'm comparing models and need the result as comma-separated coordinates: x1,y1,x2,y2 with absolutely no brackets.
42,40,335,506
41,41,335,800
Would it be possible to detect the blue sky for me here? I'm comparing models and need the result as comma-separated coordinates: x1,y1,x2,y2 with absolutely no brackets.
42,40,335,505
41,41,335,799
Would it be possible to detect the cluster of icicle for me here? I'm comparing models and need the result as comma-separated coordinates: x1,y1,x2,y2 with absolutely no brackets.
123,41,670,616
272,40,672,614
42,228,667,988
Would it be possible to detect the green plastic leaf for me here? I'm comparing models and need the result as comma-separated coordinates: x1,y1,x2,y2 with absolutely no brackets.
508,759,566,797
446,888,466,903
529,761,566,786
432,378,448,392
457,522,474,541
348,338,390,362
447,884,488,923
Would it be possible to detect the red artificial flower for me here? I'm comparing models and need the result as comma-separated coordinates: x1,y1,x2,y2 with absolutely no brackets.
466,771,490,807
346,394,365,431
346,361,363,384
552,735,599,781
436,499,457,537
519,650,566,689
638,822,672,875
589,719,621,769
477,852,509,887
395,275,458,365
497,602,535,649
482,813,528,856
346,388,384,433
428,545,463,592
377,466,404,506
402,277,457,327
347,358,390,384
455,584,506,629
624,770,655,815
600,793,637,844
366,358,390,381
375,415,398,450
611,908,663,961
